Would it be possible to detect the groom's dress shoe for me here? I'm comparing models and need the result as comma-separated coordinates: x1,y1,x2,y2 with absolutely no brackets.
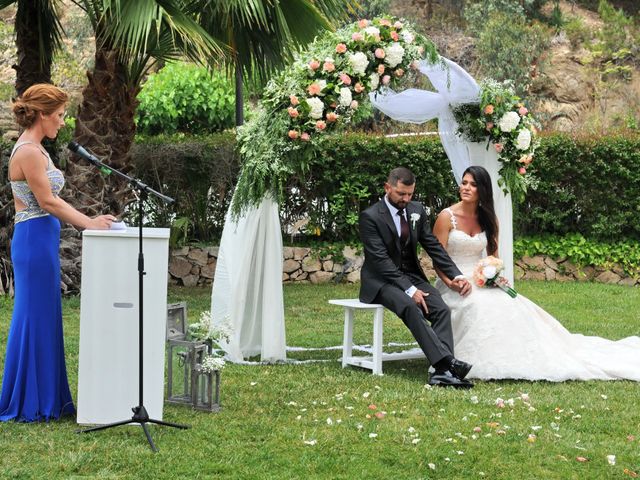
450,359,472,380
428,370,474,389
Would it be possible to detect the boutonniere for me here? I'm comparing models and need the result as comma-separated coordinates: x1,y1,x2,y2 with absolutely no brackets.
410,213,420,229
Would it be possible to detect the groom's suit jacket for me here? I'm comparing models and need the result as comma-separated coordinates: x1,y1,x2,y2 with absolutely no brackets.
359,199,462,303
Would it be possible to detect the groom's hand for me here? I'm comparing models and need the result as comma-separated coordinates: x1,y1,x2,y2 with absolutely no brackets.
450,278,471,297
411,290,430,315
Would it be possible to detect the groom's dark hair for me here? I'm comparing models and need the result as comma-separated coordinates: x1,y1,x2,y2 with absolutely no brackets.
388,167,415,186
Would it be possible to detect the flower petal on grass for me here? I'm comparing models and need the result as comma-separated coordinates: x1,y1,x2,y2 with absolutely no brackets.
576,456,588,463
606,455,616,465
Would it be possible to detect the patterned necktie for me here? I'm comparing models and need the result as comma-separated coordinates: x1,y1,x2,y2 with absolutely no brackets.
398,209,409,245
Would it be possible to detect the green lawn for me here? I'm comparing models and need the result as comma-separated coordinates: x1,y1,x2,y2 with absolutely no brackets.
0,281,639,479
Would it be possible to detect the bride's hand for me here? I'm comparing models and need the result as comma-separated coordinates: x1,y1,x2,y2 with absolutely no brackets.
450,278,472,297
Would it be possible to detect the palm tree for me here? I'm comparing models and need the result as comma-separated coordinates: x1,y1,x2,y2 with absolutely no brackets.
197,0,355,126
65,0,226,216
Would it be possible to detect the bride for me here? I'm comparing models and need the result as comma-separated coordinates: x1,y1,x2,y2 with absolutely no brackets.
432,166,640,381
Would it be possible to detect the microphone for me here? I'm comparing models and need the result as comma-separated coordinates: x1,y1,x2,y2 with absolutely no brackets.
67,141,112,175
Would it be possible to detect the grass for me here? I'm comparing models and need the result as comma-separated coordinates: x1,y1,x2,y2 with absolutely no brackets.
0,281,639,479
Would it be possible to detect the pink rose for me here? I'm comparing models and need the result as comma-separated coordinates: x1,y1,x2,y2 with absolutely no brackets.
476,278,486,287
377,64,385,74
339,73,352,86
485,122,494,131
354,82,365,93
315,120,326,131
351,32,363,42
323,61,335,72
350,100,359,110
379,19,391,27
394,68,404,77
375,48,385,59
358,19,368,28
494,143,504,153
390,31,399,41
394,21,403,29
307,82,322,96
290,95,299,106
484,104,494,115
287,107,299,118
326,112,338,123
519,167,527,175
308,60,320,70
382,75,391,85
335,43,347,54
518,106,528,116
301,132,310,142
288,130,298,140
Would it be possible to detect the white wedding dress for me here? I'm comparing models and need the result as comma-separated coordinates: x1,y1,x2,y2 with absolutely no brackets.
435,212,640,381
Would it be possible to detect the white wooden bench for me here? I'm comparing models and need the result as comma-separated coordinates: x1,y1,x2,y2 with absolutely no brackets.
329,299,425,375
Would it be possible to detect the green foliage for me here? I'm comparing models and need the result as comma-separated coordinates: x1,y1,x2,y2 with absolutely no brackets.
475,13,552,96
563,16,593,48
515,132,640,241
515,234,640,276
347,0,391,21
464,0,528,37
136,62,235,135
597,0,634,57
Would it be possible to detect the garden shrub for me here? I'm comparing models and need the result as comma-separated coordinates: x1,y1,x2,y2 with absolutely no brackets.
136,62,235,135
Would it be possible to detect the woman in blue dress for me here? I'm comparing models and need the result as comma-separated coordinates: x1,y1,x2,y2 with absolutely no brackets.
1,84,116,422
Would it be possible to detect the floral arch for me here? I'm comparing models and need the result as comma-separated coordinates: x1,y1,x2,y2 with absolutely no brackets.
211,17,538,363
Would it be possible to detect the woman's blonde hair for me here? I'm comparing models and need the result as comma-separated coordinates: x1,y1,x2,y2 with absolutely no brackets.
12,83,68,128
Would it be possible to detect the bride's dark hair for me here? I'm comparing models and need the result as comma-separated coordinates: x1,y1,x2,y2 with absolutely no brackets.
462,166,499,255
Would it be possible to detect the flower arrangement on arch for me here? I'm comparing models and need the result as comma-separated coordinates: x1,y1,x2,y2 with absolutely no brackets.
188,310,233,370
453,79,539,202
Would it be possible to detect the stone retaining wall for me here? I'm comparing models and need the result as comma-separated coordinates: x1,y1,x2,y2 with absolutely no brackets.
169,246,639,287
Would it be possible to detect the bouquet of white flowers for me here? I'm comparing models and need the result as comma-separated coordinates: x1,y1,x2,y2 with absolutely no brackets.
188,311,233,370
472,256,517,298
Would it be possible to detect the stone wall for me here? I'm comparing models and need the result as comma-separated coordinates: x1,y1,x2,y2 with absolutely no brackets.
168,246,638,287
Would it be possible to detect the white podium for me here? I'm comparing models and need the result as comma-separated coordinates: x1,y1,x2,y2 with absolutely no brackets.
77,227,169,425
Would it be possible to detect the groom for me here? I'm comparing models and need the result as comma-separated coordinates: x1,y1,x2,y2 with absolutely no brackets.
359,167,473,388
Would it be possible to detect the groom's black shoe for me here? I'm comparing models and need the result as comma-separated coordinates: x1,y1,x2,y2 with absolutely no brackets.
428,370,474,389
449,359,472,380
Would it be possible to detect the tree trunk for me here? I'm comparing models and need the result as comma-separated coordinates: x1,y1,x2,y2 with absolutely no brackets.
66,48,139,218
235,60,243,126
12,0,53,95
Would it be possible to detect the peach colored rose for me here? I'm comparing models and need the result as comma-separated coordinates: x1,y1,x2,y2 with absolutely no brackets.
287,107,299,118
335,43,347,54
354,82,365,93
485,122,494,131
394,68,404,77
377,64,385,74
484,104,494,115
494,143,504,153
307,82,322,96
519,167,527,175
351,32,363,42
382,74,391,85
350,100,359,110
308,59,320,70
323,61,335,72
288,130,298,140
390,31,399,41
339,73,352,85
476,278,486,287
380,19,391,27
394,21,403,29
315,120,326,131
375,48,385,59
290,95,299,106
301,132,310,142
326,112,338,123
518,106,528,116
358,19,368,28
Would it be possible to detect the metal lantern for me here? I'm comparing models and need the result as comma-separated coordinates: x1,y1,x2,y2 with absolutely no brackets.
192,365,221,412
166,338,209,406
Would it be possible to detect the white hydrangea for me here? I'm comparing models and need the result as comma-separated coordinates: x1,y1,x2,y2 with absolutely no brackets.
306,97,325,119
498,111,521,132
515,128,532,150
364,26,380,37
402,31,415,44
349,51,369,75
369,73,379,91
385,43,405,68
339,87,352,107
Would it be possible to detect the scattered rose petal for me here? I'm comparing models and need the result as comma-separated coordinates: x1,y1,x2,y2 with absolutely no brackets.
529,406,536,412
527,434,537,443
445,458,450,462
250,382,257,386
365,414,371,419
470,395,479,404
304,439,317,446
601,394,608,400
375,412,386,419
368,404,377,410
423,384,433,390
627,435,636,441
356,423,363,431
326,418,333,425
412,438,421,445
287,401,297,406
473,427,482,433
531,426,542,431
607,455,616,465
362,392,370,398
408,427,416,433
428,463,436,470
576,456,588,463
624,469,639,478
496,430,506,435
520,393,530,402
369,433,378,438
296,415,301,420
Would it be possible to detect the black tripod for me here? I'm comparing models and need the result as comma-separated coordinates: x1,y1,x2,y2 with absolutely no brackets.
68,142,189,452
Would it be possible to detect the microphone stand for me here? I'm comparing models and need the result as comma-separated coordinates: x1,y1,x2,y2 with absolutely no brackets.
72,146,189,452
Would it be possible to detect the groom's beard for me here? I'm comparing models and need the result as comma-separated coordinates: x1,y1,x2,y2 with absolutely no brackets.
387,196,408,210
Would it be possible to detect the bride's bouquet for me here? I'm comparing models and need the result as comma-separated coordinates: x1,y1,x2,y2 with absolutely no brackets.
473,256,517,298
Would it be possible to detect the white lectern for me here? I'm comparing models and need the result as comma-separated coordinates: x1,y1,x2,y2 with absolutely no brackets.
77,227,169,425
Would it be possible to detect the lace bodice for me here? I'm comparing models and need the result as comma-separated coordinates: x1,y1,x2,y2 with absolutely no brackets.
9,142,64,224
442,207,487,277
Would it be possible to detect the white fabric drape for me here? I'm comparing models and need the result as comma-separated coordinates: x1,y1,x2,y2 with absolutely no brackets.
210,196,286,362
370,55,514,284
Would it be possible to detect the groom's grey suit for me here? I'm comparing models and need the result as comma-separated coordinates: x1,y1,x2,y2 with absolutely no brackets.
359,198,463,366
